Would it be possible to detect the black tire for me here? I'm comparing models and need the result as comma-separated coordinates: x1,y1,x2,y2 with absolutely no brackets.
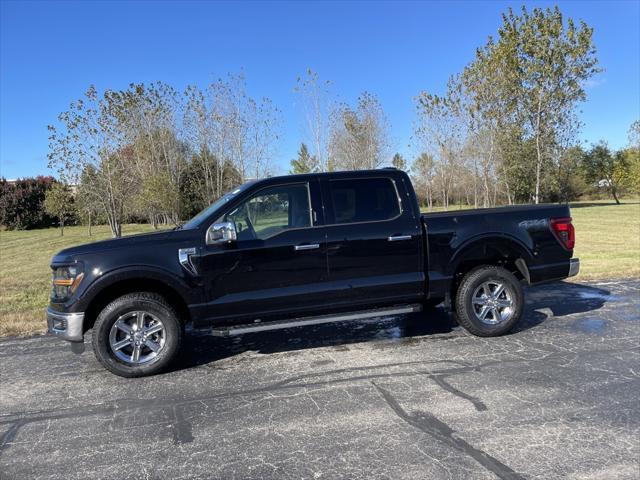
92,292,183,377
454,265,523,337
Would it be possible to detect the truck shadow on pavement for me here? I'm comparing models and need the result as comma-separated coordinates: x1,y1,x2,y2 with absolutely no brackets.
173,281,611,371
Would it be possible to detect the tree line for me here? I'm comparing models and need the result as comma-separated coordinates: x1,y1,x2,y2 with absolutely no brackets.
1,5,639,236
290,6,637,209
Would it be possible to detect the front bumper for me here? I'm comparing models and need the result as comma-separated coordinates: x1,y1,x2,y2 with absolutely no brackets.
46,307,85,342
568,258,580,277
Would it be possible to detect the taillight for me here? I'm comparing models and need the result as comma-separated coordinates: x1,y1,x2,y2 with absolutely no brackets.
550,217,575,250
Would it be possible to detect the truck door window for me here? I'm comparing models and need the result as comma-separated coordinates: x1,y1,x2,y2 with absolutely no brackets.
328,178,400,224
223,183,311,240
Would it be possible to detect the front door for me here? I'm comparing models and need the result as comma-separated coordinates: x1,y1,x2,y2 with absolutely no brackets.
198,180,328,324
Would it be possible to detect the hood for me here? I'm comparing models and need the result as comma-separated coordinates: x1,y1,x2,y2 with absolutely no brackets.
52,229,177,263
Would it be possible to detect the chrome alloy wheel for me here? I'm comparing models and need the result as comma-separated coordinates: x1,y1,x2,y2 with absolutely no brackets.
108,311,166,365
471,281,515,325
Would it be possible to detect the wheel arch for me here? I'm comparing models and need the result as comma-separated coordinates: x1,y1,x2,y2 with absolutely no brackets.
447,234,532,309
80,270,193,334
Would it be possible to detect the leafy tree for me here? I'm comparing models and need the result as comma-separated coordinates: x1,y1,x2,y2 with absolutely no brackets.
75,181,99,237
496,6,600,203
552,145,589,203
392,153,407,170
290,143,316,174
43,183,76,235
616,149,640,196
582,142,627,204
620,121,640,194
48,86,138,238
0,176,56,230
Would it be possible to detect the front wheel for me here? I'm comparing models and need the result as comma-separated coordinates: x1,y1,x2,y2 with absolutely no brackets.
454,265,523,337
92,292,183,377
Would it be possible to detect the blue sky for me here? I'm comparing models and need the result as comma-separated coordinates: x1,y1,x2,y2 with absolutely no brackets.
1,0,639,179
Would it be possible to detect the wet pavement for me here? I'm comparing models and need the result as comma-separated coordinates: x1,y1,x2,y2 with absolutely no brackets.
0,279,639,479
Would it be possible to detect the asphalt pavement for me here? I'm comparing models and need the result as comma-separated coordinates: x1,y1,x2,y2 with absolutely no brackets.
1,279,639,480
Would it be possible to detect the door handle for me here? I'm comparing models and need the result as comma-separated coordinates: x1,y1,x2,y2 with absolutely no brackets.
388,235,412,242
294,243,320,251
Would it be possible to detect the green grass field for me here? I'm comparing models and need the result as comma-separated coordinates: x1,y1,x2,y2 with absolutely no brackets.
0,224,154,337
1,201,638,337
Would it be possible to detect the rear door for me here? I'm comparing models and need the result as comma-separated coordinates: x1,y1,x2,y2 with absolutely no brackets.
321,174,423,307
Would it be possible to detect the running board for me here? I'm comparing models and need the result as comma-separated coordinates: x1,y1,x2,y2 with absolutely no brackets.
209,304,423,337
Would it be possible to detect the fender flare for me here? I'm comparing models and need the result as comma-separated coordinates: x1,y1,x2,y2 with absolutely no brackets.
446,233,535,277
73,265,198,313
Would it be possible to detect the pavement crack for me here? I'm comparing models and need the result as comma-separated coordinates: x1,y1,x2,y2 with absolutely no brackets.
371,381,524,480
431,375,488,412
0,420,24,454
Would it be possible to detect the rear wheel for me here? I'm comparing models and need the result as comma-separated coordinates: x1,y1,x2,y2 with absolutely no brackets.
92,292,182,377
454,265,523,337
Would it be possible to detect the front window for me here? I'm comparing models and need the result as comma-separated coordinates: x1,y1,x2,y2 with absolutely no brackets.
181,181,256,230
221,183,311,241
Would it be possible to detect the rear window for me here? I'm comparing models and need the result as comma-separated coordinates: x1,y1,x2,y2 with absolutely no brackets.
328,178,400,224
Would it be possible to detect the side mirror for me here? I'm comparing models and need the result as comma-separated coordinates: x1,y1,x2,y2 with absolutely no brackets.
206,221,237,245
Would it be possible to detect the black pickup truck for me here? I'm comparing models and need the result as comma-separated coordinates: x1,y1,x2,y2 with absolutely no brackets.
47,169,579,377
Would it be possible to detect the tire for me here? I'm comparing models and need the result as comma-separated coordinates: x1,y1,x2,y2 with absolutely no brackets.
92,292,183,377
454,265,523,337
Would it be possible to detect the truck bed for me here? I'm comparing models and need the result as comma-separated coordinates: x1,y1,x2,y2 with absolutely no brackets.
421,203,574,297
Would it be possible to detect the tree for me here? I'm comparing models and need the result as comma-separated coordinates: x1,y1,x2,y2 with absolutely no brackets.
290,143,316,174
133,172,181,229
0,176,56,230
415,78,466,209
48,86,139,238
392,153,407,170
294,69,332,172
461,34,520,207
75,171,102,236
184,73,281,186
43,183,75,235
582,142,627,204
621,121,640,194
329,92,390,171
110,82,187,226
496,6,600,203
410,153,436,211
629,120,640,151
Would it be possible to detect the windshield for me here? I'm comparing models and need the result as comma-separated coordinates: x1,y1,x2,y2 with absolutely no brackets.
181,181,255,229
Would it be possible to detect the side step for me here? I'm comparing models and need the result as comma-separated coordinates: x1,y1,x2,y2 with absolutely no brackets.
209,304,423,337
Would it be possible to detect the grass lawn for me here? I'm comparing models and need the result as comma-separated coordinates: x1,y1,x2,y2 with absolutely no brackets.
1,201,638,337
569,201,640,280
0,224,154,337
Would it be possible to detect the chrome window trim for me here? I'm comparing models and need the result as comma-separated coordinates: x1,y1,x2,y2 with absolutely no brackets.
323,176,404,227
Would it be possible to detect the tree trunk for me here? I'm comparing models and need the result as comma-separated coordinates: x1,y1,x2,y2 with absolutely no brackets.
60,219,64,237
611,186,621,205
534,92,544,204
109,217,122,238
87,213,92,237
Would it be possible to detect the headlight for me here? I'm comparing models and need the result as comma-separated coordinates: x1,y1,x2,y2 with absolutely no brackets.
51,265,84,301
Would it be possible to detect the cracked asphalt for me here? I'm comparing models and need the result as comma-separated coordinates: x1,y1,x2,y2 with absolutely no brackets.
1,279,639,480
